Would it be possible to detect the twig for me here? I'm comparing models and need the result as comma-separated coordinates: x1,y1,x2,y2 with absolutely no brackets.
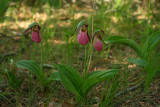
0,42,32,64
0,52,17,63
83,80,145,105
0,84,8,88
114,80,145,98
43,64,55,69
0,32,21,42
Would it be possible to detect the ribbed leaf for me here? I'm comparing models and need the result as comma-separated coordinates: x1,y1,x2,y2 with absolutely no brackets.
77,20,86,31
146,32,160,52
127,58,148,67
58,64,84,99
83,69,118,96
16,60,40,76
105,36,143,57
47,72,60,81
16,60,48,88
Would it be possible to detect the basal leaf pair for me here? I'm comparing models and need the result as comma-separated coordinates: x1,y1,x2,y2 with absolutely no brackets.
104,32,160,91
104,32,160,67
58,64,118,102
16,60,59,90
16,60,118,102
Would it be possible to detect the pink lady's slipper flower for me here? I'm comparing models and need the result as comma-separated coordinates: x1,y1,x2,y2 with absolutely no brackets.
31,31,41,43
25,22,41,43
31,24,41,43
70,20,90,45
77,25,90,45
93,30,104,52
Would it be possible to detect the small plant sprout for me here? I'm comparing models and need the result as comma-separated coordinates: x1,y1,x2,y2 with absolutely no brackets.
25,22,42,43
93,30,104,52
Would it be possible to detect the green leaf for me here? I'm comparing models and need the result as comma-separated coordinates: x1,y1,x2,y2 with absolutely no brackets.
146,32,160,52
26,22,40,31
16,60,40,76
127,58,148,67
93,29,104,36
83,69,118,96
58,64,119,101
115,0,122,8
48,72,60,81
16,60,47,88
0,0,9,16
105,36,143,57
77,20,87,31
58,64,84,99
16,60,61,89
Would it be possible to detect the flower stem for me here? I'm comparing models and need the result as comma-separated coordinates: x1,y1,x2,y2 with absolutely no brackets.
83,45,88,77
40,42,43,68
87,0,95,73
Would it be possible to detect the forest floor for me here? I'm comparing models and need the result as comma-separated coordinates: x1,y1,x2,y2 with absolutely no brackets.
0,1,160,107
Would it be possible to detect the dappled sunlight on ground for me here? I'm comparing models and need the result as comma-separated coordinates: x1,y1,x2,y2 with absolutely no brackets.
48,39,66,45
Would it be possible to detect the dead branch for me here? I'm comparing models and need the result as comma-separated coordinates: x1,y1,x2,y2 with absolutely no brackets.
43,64,55,69
0,32,22,42
0,42,32,64
0,84,8,88
114,80,145,98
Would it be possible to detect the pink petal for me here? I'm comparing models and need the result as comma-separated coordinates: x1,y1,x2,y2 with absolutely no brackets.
31,31,42,43
94,39,103,52
77,30,89,45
